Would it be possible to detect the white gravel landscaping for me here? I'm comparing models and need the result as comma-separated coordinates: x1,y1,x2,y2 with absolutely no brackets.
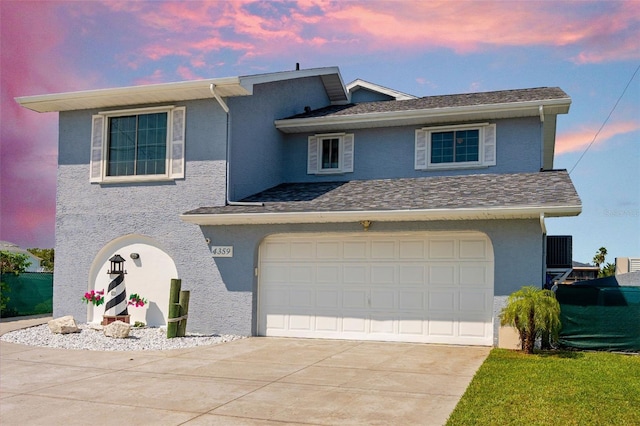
0,323,246,351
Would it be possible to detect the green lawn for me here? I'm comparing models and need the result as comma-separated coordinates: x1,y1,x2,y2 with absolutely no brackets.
446,349,640,426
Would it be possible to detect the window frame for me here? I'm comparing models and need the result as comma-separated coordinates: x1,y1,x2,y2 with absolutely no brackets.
415,122,496,171
90,105,185,183
307,132,354,175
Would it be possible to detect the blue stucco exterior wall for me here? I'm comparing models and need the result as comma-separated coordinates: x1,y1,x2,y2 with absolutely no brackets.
282,116,543,183
227,76,331,200
54,98,238,331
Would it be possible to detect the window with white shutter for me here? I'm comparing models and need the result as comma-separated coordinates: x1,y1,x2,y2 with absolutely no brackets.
415,123,496,170
307,133,355,175
89,105,186,183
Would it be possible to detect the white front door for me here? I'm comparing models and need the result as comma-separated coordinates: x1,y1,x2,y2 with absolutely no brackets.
258,231,494,345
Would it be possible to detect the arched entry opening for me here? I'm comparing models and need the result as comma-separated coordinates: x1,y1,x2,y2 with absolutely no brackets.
87,235,178,326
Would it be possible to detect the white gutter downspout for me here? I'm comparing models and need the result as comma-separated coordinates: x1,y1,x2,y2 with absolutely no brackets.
210,83,263,207
540,213,547,287
539,105,545,170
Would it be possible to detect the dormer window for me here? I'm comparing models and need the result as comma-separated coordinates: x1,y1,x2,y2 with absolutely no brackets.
415,123,496,170
307,133,354,175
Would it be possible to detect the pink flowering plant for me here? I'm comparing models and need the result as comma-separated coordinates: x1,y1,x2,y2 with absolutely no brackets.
82,289,105,306
128,293,147,308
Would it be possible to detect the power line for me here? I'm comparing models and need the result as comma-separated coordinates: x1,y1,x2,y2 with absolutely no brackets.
569,63,640,175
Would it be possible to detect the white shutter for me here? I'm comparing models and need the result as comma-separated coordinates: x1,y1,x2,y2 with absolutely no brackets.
342,134,354,173
483,124,496,166
415,129,428,169
169,107,186,179
90,115,105,182
307,136,318,174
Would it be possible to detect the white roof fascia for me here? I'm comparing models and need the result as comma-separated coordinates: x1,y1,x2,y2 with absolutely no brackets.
275,98,571,133
16,67,349,113
346,79,417,100
180,204,582,226
15,77,246,113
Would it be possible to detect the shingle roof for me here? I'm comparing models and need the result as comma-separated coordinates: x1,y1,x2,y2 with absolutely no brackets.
184,170,580,218
285,87,569,120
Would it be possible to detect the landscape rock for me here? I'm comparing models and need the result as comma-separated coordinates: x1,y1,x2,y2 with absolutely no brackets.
103,321,131,338
48,316,80,334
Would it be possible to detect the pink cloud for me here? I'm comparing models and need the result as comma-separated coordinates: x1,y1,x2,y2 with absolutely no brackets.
99,0,640,78
556,121,640,155
0,1,96,248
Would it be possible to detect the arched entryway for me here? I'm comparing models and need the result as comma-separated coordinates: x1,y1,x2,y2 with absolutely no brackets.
87,235,178,326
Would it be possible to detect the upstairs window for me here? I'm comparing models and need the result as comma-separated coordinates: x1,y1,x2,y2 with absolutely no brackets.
108,112,167,176
90,106,185,183
307,133,354,174
415,123,496,170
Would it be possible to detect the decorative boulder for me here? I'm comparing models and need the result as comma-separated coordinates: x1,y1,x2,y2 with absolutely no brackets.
104,320,131,339
48,315,80,334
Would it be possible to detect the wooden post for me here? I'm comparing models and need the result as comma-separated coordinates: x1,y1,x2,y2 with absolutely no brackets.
167,279,182,338
177,290,190,337
167,303,181,338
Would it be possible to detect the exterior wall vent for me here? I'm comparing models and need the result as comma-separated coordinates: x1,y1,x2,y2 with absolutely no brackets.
547,235,572,269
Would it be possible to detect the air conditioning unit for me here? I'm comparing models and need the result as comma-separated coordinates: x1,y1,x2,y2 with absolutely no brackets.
547,236,572,269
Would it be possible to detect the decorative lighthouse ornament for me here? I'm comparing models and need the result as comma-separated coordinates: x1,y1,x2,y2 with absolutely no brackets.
104,254,128,318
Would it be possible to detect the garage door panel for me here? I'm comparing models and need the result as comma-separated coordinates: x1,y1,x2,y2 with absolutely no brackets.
343,290,368,308
371,289,395,309
399,290,425,310
259,232,494,345
317,241,341,259
459,239,488,259
344,265,367,283
371,265,395,284
429,240,456,259
290,241,315,259
344,241,367,259
289,289,313,307
289,313,312,330
429,264,456,286
429,290,456,311
459,263,491,287
459,290,491,313
429,319,455,336
316,289,340,308
343,316,367,332
316,265,340,283
399,265,424,285
290,265,314,283
371,241,396,259
315,314,340,332
400,240,425,259
262,287,289,307
370,315,395,334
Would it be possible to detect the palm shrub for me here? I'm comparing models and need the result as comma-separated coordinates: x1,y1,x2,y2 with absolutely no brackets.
500,286,561,354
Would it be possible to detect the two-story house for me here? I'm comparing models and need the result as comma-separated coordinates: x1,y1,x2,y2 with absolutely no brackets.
17,66,581,346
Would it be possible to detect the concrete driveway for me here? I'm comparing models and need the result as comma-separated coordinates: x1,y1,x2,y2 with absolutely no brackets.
1,319,489,425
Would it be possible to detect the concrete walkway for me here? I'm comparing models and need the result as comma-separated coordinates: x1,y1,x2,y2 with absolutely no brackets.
0,318,489,425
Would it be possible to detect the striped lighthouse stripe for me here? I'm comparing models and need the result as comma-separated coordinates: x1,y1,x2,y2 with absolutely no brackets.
104,273,129,316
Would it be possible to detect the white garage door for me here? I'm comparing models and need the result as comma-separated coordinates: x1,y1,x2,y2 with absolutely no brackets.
258,232,494,345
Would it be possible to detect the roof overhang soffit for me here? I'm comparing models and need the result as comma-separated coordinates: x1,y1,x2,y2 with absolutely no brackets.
274,98,571,133
180,205,582,226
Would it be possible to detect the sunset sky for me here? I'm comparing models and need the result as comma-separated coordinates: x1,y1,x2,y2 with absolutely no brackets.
1,0,638,264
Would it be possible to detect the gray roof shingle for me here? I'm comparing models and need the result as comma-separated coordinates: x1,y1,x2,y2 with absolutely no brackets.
284,87,569,120
184,170,580,216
